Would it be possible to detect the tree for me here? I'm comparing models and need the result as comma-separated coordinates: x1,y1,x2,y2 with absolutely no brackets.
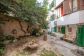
0,0,48,29
16,0,48,29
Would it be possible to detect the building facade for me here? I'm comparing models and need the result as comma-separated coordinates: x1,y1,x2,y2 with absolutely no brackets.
48,0,84,47
47,0,57,32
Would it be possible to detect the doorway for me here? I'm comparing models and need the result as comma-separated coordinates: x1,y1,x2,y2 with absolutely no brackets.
76,25,84,47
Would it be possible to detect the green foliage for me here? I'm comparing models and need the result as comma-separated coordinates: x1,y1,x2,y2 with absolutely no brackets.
0,35,16,56
0,48,4,56
40,49,57,56
15,0,48,29
0,35,5,56
0,0,48,29
49,0,55,10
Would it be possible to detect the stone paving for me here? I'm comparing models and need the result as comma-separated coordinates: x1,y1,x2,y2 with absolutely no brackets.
47,35,84,56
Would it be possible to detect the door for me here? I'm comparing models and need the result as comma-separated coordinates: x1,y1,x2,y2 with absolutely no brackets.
54,26,57,32
61,26,65,34
76,25,84,47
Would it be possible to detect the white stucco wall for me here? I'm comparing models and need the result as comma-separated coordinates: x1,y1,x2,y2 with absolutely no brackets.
79,10,84,23
57,10,84,26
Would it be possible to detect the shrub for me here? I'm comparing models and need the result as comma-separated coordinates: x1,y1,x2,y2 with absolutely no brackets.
0,35,15,56
0,35,5,56
40,49,57,56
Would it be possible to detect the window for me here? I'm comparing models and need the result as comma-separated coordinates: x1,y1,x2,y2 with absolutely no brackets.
69,0,77,12
72,0,77,11
55,4,64,19
61,6,64,16
69,0,72,11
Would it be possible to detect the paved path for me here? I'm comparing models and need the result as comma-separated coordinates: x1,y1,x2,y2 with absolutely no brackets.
47,35,79,56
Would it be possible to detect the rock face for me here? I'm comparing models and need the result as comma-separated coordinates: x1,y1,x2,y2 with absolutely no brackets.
0,14,34,38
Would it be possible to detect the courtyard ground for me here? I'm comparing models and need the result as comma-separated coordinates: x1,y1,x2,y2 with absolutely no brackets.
4,34,84,56
47,34,84,56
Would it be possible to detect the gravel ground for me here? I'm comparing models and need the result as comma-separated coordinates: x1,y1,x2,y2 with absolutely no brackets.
4,36,62,56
